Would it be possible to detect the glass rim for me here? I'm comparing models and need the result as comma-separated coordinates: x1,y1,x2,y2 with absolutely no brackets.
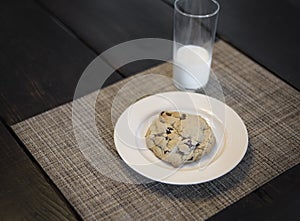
174,0,220,18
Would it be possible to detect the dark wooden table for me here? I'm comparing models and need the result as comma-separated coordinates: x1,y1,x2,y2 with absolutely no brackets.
0,0,299,220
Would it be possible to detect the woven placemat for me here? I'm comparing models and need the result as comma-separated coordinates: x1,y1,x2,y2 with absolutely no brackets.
12,41,300,221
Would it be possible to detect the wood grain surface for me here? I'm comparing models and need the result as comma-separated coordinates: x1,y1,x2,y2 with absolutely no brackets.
0,0,122,125
37,0,174,77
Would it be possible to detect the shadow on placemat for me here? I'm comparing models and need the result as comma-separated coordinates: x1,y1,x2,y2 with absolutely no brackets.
143,141,253,200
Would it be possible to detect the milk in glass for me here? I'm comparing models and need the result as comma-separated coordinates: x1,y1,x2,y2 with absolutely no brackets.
173,45,211,90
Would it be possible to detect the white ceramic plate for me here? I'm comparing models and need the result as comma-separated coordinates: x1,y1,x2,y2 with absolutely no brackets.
114,92,248,185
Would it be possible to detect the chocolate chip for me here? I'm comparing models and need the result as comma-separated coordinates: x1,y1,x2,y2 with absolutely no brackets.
188,156,194,161
160,111,165,116
180,113,186,120
166,112,172,116
164,150,170,154
166,127,173,134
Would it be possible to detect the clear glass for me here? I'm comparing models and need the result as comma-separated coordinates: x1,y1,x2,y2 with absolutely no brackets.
173,0,219,90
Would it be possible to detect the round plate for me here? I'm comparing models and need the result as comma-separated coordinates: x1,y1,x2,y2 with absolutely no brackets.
114,92,248,185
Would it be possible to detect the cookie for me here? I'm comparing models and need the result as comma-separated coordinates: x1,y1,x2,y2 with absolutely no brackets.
145,111,215,167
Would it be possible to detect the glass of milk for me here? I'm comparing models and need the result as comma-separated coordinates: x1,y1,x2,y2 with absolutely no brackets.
173,0,219,90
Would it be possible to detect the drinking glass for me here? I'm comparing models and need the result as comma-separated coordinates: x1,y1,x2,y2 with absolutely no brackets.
173,0,220,90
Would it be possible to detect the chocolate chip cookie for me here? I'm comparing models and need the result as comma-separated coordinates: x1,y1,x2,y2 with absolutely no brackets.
145,111,215,167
